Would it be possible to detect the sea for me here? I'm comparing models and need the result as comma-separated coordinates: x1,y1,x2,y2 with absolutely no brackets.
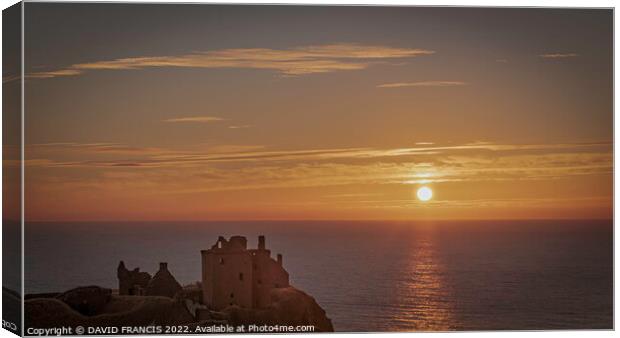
24,220,613,331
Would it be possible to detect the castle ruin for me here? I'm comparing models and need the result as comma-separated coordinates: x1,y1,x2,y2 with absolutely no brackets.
117,261,182,298
201,235,289,310
117,261,151,296
117,235,290,310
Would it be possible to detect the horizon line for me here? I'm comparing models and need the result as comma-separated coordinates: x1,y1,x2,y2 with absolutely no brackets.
14,218,614,223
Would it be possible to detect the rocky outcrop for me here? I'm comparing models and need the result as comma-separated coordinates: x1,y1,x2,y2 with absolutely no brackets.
56,285,112,316
25,285,334,332
25,287,195,329
224,286,334,332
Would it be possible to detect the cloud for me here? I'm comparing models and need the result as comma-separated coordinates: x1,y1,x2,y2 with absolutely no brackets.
24,139,612,220
25,140,612,171
33,147,612,195
540,53,579,59
25,139,612,221
2,74,21,84
163,116,225,123
228,125,252,129
377,81,467,88
27,69,82,79
204,145,265,153
329,196,612,210
29,142,168,155
28,44,435,79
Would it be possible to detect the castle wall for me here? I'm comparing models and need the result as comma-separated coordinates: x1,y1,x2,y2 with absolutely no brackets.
251,251,271,308
117,261,151,296
202,251,253,310
251,250,290,308
202,236,290,310
201,251,212,306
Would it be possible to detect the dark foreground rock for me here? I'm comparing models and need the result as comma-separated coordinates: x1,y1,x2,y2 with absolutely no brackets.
25,294,195,328
225,287,334,332
57,285,112,316
25,286,334,333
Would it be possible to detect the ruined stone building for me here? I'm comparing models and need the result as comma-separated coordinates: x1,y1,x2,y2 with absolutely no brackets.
146,262,183,298
201,235,289,310
117,261,182,298
117,261,151,296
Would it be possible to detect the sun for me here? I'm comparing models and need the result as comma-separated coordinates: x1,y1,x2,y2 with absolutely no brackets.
416,186,433,201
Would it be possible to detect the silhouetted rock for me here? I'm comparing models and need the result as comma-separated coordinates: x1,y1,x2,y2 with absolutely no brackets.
25,294,195,329
56,286,112,316
25,285,334,332
25,297,82,328
224,286,334,332
24,292,60,300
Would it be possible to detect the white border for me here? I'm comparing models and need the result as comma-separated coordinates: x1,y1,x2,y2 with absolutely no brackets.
0,1,616,338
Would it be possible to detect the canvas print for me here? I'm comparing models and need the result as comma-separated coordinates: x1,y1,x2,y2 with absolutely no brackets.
2,3,613,335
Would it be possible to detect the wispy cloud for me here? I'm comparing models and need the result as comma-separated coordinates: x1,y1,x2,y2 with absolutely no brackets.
316,196,612,210
163,116,225,123
2,74,21,84
27,69,82,79
377,81,467,88
28,44,435,79
24,139,612,221
228,125,252,129
29,142,168,155
24,142,612,199
540,53,579,59
204,145,265,153
25,140,612,171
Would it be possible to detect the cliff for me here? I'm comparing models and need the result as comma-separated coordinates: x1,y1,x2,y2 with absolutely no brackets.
25,285,334,332
25,288,195,329
222,286,334,332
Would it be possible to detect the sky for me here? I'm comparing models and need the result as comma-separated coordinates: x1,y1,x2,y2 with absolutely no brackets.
17,4,613,221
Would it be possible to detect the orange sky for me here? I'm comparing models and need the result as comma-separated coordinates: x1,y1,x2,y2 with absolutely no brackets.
16,5,613,221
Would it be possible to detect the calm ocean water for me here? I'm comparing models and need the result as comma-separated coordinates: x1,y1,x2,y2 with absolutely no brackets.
25,220,612,331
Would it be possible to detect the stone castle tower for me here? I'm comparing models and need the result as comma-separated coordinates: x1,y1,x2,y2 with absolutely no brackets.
201,235,289,310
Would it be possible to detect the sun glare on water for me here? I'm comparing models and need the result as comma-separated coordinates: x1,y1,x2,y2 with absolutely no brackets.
417,186,433,202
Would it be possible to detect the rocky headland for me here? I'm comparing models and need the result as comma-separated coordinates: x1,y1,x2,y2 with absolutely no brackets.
25,236,333,333
25,285,334,333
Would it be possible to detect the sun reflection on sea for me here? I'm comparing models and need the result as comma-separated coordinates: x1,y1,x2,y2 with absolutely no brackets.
388,230,455,331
